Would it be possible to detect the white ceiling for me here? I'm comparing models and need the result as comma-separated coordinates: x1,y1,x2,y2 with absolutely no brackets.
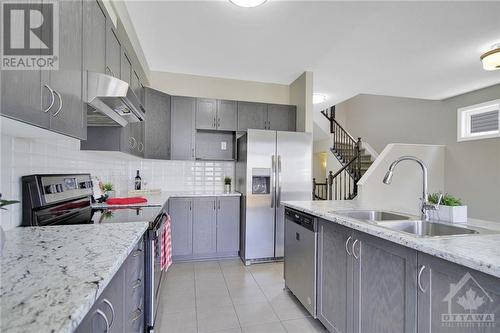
124,0,500,109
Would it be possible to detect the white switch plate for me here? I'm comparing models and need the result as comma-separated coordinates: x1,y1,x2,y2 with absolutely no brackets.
221,141,227,150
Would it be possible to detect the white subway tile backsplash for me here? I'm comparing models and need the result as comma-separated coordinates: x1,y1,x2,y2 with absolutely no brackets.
0,132,235,230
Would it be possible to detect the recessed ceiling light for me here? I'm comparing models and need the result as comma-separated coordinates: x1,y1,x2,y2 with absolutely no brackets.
313,93,327,104
480,44,500,71
229,0,267,8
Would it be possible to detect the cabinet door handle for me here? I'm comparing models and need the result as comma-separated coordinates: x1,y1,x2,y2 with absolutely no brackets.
129,137,137,148
418,265,427,293
189,201,192,211
102,299,115,328
138,142,144,152
352,239,359,259
52,90,63,117
132,278,142,289
133,249,143,257
217,118,220,128
345,236,352,256
130,307,143,322
213,200,216,210
95,309,110,332
192,148,195,158
218,200,220,210
42,85,55,113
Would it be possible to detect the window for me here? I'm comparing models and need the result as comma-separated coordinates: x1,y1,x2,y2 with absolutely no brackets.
457,99,500,142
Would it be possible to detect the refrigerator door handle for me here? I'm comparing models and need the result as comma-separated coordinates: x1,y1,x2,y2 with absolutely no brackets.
271,155,276,208
277,155,282,207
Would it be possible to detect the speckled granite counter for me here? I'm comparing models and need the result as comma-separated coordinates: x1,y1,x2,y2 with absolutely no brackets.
92,190,241,209
0,222,148,333
282,200,500,279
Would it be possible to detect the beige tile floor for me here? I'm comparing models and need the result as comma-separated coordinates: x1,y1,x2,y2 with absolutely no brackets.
156,259,327,333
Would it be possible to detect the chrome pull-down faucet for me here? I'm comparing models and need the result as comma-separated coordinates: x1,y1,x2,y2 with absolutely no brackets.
382,156,435,221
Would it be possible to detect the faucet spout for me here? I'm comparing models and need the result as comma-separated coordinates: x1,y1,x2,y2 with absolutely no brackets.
382,156,432,221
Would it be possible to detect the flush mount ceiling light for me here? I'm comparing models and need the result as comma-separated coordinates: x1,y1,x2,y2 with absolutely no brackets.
480,44,500,71
313,93,327,104
229,0,267,8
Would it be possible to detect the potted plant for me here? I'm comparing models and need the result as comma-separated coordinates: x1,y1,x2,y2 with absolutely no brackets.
224,177,232,193
0,193,20,254
102,182,115,198
428,192,467,223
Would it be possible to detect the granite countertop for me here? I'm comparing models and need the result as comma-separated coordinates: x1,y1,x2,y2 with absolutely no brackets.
0,222,148,333
282,200,500,279
92,190,241,209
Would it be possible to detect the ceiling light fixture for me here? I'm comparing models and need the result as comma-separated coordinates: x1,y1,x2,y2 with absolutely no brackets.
229,0,267,8
313,93,327,104
480,44,500,71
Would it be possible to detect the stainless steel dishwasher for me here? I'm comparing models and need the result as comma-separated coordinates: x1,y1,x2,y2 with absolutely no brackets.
284,207,317,317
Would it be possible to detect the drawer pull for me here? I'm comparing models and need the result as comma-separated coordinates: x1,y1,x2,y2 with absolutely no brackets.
102,299,115,328
133,249,143,257
130,307,143,322
132,278,142,289
95,309,110,332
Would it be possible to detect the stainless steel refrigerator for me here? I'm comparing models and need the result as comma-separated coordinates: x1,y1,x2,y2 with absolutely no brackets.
236,129,313,265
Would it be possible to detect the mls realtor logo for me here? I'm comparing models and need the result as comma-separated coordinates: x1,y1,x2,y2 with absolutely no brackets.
1,0,59,70
441,272,496,328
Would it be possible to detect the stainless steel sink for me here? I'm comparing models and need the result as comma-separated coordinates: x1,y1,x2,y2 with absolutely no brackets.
332,210,413,222
377,220,479,237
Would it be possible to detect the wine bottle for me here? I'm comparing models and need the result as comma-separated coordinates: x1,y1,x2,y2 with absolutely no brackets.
135,170,142,190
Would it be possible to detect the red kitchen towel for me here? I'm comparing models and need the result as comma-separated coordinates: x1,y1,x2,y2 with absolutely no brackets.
161,214,172,271
106,197,147,205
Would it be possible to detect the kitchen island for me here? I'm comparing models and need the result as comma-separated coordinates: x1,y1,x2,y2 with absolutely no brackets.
282,200,500,333
0,222,148,333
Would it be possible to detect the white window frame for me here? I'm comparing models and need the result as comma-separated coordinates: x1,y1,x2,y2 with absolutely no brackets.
457,99,500,142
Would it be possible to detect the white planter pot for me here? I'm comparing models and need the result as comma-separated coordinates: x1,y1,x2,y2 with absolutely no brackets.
106,190,115,198
429,205,467,223
224,184,231,193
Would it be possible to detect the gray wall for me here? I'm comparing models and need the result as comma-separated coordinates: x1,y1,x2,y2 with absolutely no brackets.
336,84,500,221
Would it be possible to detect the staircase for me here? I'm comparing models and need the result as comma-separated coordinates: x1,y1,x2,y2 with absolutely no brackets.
313,106,374,200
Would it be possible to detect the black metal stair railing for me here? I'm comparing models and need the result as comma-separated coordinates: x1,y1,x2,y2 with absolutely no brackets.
314,106,363,200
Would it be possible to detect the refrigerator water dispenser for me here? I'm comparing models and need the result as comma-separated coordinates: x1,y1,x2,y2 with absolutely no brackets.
252,168,271,194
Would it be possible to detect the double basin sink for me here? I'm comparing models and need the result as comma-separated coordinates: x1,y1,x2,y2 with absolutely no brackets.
331,210,483,238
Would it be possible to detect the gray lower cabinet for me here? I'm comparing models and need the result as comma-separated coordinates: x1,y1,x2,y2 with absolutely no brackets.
352,231,417,333
169,196,240,261
237,102,268,131
144,88,171,159
169,198,193,257
417,253,500,333
192,197,218,256
317,219,417,333
216,197,240,255
171,96,196,160
75,238,145,333
267,104,296,131
317,220,353,333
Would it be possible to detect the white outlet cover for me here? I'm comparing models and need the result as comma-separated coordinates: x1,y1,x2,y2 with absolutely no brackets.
221,141,227,150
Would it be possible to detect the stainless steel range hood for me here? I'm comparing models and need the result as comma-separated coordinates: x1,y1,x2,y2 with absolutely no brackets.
86,71,145,127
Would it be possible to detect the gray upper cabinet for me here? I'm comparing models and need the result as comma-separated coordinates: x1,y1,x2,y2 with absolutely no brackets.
317,220,353,333
192,197,217,256
217,100,238,131
267,104,296,131
105,22,121,78
120,51,132,84
352,231,417,333
216,197,240,254
171,96,196,160
196,98,218,130
144,88,171,160
84,0,106,74
237,102,267,131
46,0,85,140
169,198,193,257
417,253,500,333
